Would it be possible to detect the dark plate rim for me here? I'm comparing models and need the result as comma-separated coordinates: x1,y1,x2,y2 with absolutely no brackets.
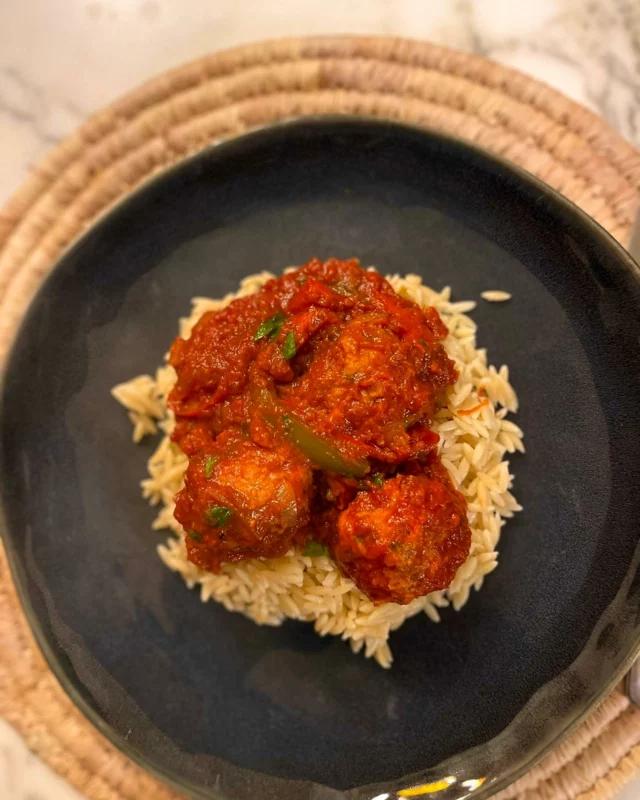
1,114,640,800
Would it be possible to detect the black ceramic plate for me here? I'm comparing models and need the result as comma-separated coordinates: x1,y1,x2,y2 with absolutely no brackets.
2,117,640,800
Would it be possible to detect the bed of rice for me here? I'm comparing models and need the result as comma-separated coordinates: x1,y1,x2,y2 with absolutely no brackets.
112,270,523,668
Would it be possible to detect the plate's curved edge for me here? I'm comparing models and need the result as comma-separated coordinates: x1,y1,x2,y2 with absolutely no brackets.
2,112,639,390
0,535,219,800
2,113,639,391
361,542,640,800
1,115,640,800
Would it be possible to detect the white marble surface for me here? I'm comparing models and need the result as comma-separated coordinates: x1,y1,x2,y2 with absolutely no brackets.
1,0,640,208
1,1,640,799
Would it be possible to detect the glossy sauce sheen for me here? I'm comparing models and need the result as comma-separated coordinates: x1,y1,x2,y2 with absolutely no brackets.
168,259,471,604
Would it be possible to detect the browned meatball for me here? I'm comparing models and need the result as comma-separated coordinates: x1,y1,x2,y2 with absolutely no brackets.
333,474,471,604
174,428,313,571
281,312,453,464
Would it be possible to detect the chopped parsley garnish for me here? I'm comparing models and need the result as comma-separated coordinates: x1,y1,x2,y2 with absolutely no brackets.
204,455,218,478
282,330,297,360
205,505,233,527
187,529,202,542
254,311,286,342
303,540,330,558
357,474,384,491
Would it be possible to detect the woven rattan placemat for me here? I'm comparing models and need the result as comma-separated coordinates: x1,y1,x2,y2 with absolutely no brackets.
1,35,640,800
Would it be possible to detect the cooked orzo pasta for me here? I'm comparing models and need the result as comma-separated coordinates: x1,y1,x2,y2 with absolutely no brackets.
112,268,523,667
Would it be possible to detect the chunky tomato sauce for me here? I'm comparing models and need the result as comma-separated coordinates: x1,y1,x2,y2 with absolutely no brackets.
168,258,471,604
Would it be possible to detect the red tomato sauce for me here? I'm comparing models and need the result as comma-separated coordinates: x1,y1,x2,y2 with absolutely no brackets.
168,258,471,604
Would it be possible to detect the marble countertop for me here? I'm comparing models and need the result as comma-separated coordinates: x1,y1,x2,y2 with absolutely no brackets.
1,1,639,799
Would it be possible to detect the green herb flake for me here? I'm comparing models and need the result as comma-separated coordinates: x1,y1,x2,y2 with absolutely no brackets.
205,505,233,527
357,480,368,491
187,529,202,542
282,330,297,360
254,311,287,342
372,474,384,487
303,540,330,558
204,455,218,478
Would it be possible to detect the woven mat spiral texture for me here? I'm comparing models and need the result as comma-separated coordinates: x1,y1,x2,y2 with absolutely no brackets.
1,35,640,800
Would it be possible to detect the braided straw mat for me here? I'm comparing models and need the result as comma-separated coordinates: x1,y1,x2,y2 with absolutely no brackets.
1,34,640,800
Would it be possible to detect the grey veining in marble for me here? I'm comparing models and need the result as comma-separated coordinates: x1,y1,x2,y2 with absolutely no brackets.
0,0,639,208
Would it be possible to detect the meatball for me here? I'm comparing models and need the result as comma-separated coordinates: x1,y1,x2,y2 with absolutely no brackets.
281,313,455,463
333,474,471,604
174,428,313,571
